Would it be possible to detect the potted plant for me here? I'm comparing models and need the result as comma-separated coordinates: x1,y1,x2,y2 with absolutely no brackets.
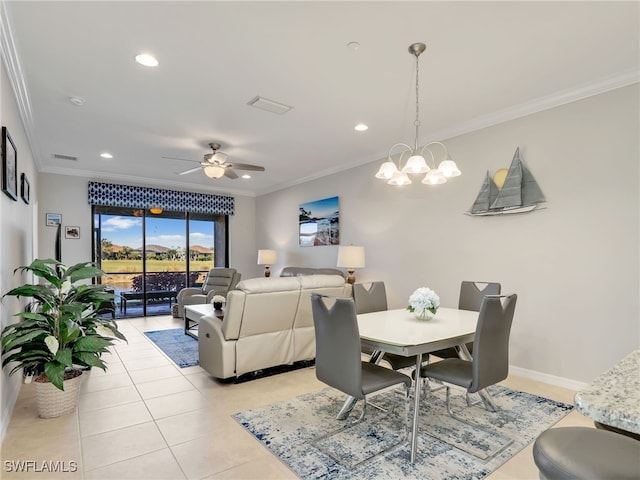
1,259,126,417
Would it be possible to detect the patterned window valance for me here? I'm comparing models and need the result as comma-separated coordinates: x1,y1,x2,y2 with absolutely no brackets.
88,181,234,215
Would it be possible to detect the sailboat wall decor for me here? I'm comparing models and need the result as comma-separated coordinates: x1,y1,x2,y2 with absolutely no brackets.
467,147,546,216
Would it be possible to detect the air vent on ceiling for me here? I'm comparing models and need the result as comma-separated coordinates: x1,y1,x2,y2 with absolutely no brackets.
247,96,292,115
52,153,78,161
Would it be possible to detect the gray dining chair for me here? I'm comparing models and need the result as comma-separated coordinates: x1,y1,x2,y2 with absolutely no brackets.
429,281,501,360
416,294,517,415
352,281,418,371
311,293,412,423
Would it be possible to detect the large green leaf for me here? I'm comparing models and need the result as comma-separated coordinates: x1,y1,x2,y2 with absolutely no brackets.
64,263,105,284
73,336,113,352
54,347,73,367
74,352,106,370
2,329,48,352
44,361,66,391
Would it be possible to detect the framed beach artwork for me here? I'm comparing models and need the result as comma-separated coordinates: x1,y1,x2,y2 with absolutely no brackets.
2,126,18,201
46,213,62,226
299,196,339,247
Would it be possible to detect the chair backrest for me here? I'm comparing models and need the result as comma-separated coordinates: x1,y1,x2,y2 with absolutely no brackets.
470,294,517,393
201,268,239,294
352,281,387,314
310,293,364,399
458,281,501,312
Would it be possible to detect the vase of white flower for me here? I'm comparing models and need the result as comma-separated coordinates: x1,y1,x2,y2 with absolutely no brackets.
212,295,225,310
407,287,440,321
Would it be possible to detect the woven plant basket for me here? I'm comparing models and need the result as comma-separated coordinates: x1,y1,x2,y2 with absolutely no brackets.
34,370,83,418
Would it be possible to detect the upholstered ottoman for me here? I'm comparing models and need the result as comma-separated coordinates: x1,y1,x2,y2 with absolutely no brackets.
533,426,640,480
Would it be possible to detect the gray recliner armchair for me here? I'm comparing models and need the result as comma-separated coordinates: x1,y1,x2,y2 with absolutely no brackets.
176,268,241,318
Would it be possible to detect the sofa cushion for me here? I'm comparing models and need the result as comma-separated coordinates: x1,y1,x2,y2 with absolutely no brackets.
280,267,344,278
236,276,300,294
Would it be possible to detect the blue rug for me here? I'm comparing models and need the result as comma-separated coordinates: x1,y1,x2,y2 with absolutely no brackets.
233,385,573,479
144,328,199,368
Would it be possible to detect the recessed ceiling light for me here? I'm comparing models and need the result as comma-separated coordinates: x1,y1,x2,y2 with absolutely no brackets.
241,174,251,179
69,96,85,106
100,152,113,159
347,41,360,51
354,123,368,131
135,53,159,67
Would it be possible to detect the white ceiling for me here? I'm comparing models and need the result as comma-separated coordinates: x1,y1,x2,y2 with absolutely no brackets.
4,1,639,197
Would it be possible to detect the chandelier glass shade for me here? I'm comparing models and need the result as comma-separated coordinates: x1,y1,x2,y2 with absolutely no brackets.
376,43,461,186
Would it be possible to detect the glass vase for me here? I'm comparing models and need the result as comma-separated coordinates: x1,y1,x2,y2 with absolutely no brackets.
414,309,435,321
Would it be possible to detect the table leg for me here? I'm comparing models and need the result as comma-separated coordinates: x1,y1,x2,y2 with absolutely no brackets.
410,352,423,463
458,344,498,411
336,349,385,420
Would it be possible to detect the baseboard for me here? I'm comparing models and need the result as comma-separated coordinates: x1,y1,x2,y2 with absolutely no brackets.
0,379,21,443
509,365,588,392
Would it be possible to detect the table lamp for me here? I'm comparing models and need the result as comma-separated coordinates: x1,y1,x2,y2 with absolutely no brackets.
257,249,277,277
337,245,365,284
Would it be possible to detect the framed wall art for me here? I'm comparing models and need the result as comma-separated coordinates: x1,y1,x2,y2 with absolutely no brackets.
21,173,30,204
2,126,17,201
46,213,62,226
65,226,80,239
299,196,339,247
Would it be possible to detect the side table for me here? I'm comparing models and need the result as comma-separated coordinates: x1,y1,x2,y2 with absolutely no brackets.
184,304,224,339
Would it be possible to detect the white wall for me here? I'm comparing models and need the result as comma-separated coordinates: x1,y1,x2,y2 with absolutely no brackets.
36,173,257,278
0,60,38,438
255,85,640,385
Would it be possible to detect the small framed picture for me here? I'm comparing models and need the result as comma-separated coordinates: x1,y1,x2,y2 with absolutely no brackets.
2,126,17,201
21,173,29,204
46,213,62,226
65,226,80,239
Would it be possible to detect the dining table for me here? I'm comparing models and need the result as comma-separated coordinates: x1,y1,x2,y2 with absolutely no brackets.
339,306,489,463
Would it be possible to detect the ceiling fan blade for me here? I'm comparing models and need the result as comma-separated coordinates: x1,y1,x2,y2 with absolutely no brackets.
177,166,203,175
225,162,265,172
224,168,239,179
162,156,200,163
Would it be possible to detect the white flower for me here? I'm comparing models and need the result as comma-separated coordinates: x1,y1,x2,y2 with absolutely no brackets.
407,287,440,314
44,335,59,355
212,295,225,303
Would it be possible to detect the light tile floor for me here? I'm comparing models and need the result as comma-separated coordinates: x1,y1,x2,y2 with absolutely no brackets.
1,315,594,479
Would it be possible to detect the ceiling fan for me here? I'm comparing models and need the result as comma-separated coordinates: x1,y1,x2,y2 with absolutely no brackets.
166,142,265,179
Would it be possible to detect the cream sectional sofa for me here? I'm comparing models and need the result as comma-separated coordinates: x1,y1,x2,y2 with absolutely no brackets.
198,274,352,379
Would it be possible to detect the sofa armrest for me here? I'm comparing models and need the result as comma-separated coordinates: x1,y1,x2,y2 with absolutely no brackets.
198,315,236,379
177,287,203,302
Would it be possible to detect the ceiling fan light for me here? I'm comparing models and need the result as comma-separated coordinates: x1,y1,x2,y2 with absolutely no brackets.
402,154,429,174
375,160,400,180
422,169,447,185
204,165,225,179
438,158,461,177
388,171,412,186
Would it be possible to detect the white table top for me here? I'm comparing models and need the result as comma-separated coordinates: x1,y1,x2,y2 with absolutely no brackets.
357,307,479,357
574,349,640,435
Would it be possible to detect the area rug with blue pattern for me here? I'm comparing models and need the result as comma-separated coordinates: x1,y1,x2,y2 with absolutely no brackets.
233,385,573,479
144,328,199,368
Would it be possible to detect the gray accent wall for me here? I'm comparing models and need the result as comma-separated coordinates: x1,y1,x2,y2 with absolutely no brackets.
255,85,639,385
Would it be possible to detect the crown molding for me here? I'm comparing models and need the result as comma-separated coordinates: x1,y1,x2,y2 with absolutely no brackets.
0,0,40,168
39,165,255,198
257,69,639,196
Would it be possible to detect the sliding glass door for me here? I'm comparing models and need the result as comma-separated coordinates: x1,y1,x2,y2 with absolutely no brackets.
93,206,226,318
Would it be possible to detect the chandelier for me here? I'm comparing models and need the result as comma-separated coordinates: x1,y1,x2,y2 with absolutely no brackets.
375,43,461,186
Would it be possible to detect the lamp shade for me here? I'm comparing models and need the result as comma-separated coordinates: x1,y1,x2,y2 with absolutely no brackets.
336,246,365,269
257,249,277,265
